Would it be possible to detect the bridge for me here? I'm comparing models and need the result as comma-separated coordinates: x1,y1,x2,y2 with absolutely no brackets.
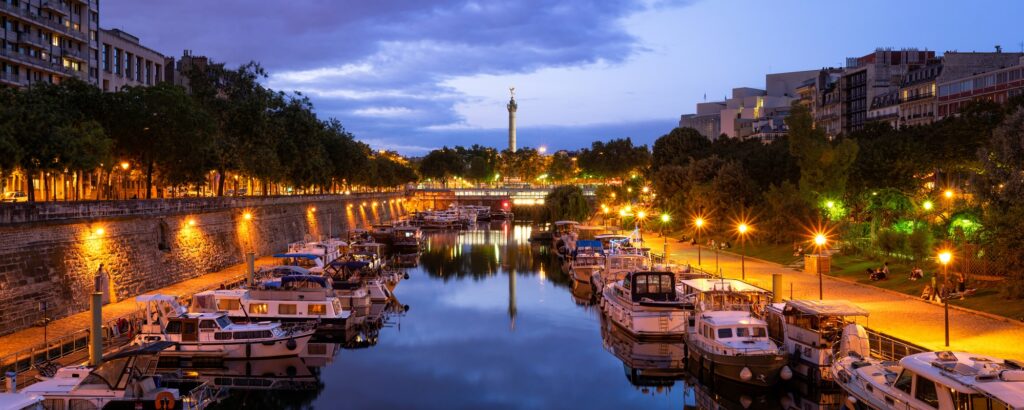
410,186,597,209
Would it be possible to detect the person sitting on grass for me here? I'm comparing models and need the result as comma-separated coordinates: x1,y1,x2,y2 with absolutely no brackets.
909,267,924,281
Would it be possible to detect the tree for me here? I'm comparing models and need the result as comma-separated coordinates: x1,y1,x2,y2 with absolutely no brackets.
761,182,814,244
419,147,464,185
576,138,650,179
460,145,498,184
544,185,591,223
499,147,545,181
545,151,577,183
786,104,858,201
976,108,1024,297
651,127,711,170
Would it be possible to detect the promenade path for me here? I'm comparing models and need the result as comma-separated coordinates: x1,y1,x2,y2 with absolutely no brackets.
0,256,277,359
650,232,1024,361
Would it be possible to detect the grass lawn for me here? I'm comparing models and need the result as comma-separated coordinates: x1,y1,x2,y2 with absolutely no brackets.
739,242,1024,321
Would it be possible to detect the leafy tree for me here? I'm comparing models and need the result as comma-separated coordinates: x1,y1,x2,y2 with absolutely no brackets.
761,182,814,244
976,108,1024,297
544,185,591,223
651,127,711,170
419,147,464,185
499,147,545,181
786,104,858,201
576,138,650,179
459,145,498,183
545,151,577,183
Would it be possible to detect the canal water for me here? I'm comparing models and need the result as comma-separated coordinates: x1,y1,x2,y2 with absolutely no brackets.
205,223,833,409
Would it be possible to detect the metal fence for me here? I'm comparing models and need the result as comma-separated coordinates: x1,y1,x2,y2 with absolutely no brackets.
865,327,928,361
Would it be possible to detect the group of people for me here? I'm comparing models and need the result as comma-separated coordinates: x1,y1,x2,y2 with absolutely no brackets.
867,262,890,281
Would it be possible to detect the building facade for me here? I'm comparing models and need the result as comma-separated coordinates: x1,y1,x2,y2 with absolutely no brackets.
679,101,725,139
867,89,899,128
0,0,99,88
840,49,935,134
99,28,164,91
898,51,1023,128
796,68,844,137
936,56,1024,119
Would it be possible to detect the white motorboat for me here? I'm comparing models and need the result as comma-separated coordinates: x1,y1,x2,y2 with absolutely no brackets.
590,250,650,292
687,310,791,387
392,225,422,249
191,275,350,330
568,240,605,284
370,223,394,242
0,393,42,410
322,260,372,314
287,240,345,265
764,299,869,384
133,295,315,360
831,328,1024,410
20,341,214,410
599,271,691,338
274,252,326,274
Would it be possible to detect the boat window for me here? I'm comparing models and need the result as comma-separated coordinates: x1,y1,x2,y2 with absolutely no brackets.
69,399,99,410
894,370,913,394
249,303,269,314
214,332,232,340
81,357,129,390
279,304,297,315
913,376,939,408
199,320,217,329
752,327,767,337
309,304,327,315
216,316,231,328
182,321,196,335
166,319,182,334
717,328,733,339
43,399,65,410
217,299,241,311
737,327,750,337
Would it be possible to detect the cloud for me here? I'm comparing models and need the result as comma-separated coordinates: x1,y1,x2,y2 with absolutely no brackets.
101,0,694,154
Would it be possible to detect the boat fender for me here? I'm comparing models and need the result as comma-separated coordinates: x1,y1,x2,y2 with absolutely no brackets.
846,396,858,405
404,272,410,280
739,366,753,381
780,365,793,380
739,395,752,409
286,338,298,350
403,304,410,312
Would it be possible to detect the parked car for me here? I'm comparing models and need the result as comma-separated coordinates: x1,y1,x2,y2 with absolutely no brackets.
1,191,27,203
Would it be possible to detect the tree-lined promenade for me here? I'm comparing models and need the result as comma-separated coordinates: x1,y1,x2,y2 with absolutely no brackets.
0,63,416,203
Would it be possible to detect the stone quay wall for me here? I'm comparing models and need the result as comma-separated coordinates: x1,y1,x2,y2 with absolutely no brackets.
0,193,416,336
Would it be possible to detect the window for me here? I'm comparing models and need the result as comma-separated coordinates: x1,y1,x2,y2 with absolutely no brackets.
214,332,232,341
199,320,217,329
216,316,231,329
249,303,268,314
894,370,913,394
717,328,733,339
182,321,196,335
913,376,939,408
278,304,297,315
753,327,766,337
308,304,326,315
217,299,240,311
736,327,749,337
166,320,182,334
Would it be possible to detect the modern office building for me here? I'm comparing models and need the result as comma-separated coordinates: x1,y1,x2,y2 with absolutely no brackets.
99,28,164,91
0,0,100,88
678,101,726,139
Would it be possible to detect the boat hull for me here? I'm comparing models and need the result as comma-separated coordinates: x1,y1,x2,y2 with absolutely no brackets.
688,344,788,387
139,331,314,360
599,296,689,339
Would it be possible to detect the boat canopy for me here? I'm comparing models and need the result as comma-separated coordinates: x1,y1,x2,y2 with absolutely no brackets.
260,265,312,277
273,253,321,260
679,278,770,294
281,275,329,288
575,240,603,250
554,220,580,225
783,299,868,317
102,341,176,361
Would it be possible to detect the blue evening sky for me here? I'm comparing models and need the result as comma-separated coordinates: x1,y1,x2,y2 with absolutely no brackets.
103,0,1024,155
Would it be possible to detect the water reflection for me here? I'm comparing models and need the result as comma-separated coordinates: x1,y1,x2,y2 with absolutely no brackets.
198,222,844,409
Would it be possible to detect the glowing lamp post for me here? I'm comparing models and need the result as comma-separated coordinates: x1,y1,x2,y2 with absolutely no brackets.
938,250,952,346
737,223,750,280
694,217,705,268
660,213,670,261
636,210,647,244
814,233,827,300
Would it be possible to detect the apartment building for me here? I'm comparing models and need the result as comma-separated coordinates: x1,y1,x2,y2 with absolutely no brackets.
99,28,164,91
795,68,844,137
0,0,99,88
840,49,935,134
936,56,1024,119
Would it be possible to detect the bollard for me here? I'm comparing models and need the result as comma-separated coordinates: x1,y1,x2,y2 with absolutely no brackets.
772,273,783,303
246,251,256,286
89,292,102,367
5,371,15,393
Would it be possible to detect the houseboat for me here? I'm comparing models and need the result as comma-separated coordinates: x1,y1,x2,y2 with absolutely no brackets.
191,275,350,330
392,225,423,249
20,341,214,410
552,221,580,258
832,336,1024,410
274,253,326,274
590,249,650,292
568,240,605,284
764,299,869,384
599,271,691,339
370,223,394,243
687,309,791,387
133,295,315,360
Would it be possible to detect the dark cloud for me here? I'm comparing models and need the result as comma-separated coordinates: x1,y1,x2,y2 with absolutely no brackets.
102,0,685,153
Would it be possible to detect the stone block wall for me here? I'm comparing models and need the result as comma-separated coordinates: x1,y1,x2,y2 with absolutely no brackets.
0,194,408,336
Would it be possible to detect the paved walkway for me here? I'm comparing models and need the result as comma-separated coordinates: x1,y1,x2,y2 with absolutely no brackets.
0,256,277,359
649,233,1024,360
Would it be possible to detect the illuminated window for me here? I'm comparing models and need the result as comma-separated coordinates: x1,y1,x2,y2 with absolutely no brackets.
51,35,59,47
217,299,240,311
278,304,297,315
248,303,268,314
308,304,326,315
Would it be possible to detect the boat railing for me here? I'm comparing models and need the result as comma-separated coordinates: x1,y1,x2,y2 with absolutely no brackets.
864,328,927,361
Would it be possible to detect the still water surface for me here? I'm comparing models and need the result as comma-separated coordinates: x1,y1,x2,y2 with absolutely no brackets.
206,223,832,409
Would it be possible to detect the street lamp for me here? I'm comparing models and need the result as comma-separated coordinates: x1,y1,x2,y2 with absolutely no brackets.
938,250,952,347
118,161,130,200
814,233,828,300
922,200,933,211
636,210,647,244
737,223,750,280
693,217,705,269
660,213,670,261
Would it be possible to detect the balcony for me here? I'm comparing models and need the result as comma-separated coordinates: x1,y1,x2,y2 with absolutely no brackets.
16,32,49,49
0,71,25,87
900,92,934,103
61,46,86,62
40,2,68,17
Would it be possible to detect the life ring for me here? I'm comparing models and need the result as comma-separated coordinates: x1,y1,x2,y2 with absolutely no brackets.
286,338,298,350
154,391,175,410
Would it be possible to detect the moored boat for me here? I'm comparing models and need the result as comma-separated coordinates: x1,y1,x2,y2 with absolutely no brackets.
599,271,691,339
687,310,791,387
764,299,869,384
191,275,350,330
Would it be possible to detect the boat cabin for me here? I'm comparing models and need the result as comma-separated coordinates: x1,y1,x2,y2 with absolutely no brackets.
766,299,868,352
691,310,777,356
888,352,1023,410
553,221,580,236
274,253,325,272
678,278,772,313
624,271,679,303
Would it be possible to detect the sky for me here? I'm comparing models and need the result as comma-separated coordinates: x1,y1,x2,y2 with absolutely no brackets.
103,0,1024,155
